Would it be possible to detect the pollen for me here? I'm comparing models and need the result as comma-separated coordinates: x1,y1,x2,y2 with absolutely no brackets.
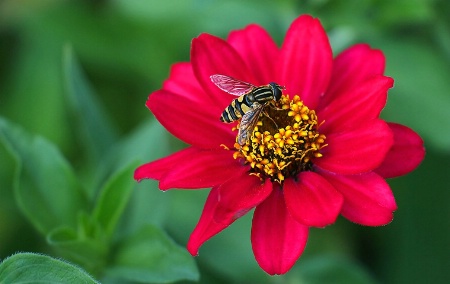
232,94,327,183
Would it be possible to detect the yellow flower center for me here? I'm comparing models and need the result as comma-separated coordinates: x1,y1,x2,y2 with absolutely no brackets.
233,95,327,183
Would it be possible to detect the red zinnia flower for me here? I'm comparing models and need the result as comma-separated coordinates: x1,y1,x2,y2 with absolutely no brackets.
135,15,425,275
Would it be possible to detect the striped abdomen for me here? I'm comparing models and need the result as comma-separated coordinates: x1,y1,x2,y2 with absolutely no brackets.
220,86,274,123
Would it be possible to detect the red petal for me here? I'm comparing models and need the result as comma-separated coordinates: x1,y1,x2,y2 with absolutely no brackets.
320,170,397,226
251,188,309,275
278,15,332,110
187,187,242,256
215,173,273,222
135,147,245,190
318,75,394,133
148,89,234,148
284,172,343,227
191,33,257,111
375,122,425,178
315,119,394,174
135,146,198,182
162,62,212,103
321,44,386,108
160,148,247,190
228,24,279,85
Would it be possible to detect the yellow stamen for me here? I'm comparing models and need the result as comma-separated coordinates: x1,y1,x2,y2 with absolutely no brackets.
230,94,326,183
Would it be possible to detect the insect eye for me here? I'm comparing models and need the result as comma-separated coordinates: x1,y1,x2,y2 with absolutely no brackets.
269,82,282,101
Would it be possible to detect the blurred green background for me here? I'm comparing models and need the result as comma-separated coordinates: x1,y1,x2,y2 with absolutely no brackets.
1,0,449,283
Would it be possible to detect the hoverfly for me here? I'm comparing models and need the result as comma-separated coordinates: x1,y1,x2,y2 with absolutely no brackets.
210,74,284,145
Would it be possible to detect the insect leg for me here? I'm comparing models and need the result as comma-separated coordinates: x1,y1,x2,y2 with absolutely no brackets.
262,109,279,129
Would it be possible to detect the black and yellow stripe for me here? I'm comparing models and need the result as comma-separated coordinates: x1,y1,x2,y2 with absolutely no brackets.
220,85,274,123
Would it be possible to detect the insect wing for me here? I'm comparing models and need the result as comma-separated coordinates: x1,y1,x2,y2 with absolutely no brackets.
210,74,255,96
237,103,264,145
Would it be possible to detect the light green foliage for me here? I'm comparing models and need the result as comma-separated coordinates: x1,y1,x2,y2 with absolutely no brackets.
0,39,198,282
0,253,99,284
63,44,118,167
0,118,88,235
0,0,449,283
106,225,199,283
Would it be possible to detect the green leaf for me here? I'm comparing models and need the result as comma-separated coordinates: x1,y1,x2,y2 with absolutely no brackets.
62,44,118,165
0,252,99,284
47,224,108,275
92,160,139,238
0,117,88,235
297,255,377,284
106,225,199,283
95,119,173,238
